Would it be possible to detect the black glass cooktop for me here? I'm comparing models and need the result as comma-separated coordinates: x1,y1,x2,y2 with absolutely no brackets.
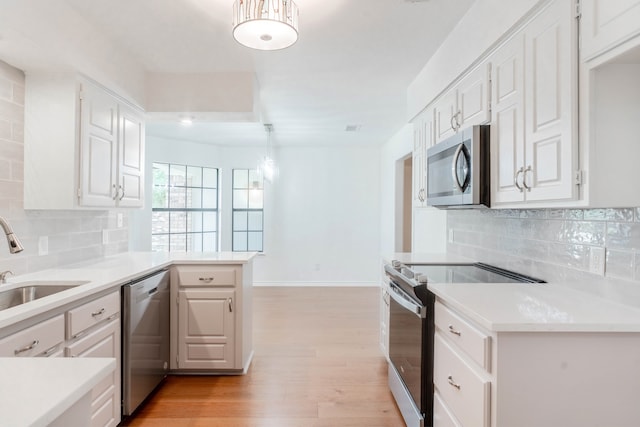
403,263,545,284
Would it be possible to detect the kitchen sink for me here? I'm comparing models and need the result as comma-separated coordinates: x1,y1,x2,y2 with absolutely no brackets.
0,281,89,311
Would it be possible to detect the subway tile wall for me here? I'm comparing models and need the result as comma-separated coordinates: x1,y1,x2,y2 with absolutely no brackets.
447,208,640,291
0,60,128,275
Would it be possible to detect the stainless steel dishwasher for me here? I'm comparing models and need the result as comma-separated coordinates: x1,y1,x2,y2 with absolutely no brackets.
122,269,170,416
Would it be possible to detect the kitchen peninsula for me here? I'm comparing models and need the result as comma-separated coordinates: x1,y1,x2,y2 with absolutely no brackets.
0,251,256,427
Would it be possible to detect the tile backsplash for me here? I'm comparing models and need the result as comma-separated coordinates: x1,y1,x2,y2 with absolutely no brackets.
447,208,640,302
0,60,127,275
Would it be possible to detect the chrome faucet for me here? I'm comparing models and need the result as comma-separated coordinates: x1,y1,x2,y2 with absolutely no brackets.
0,216,23,254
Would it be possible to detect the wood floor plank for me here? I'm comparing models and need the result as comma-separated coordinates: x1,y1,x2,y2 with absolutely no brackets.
121,286,404,427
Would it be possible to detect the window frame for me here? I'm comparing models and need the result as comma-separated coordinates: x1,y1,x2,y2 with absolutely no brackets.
151,162,220,252
232,168,265,252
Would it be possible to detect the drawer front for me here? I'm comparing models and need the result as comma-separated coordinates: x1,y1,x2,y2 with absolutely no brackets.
0,314,65,357
434,333,490,427
177,266,240,287
67,291,120,339
434,392,462,427
435,301,491,370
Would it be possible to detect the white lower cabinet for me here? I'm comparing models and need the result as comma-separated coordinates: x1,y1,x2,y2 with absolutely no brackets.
434,299,640,427
66,318,120,427
65,291,121,427
171,263,254,372
177,288,235,370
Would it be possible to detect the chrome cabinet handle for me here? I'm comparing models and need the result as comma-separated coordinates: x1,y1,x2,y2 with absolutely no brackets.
523,165,532,192
112,184,119,200
514,167,524,192
448,375,461,390
43,346,58,356
228,297,233,313
118,184,125,200
449,111,462,132
15,339,39,355
91,308,105,317
448,325,461,336
199,277,214,283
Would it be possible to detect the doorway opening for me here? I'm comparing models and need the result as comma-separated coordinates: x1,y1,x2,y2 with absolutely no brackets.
395,154,412,252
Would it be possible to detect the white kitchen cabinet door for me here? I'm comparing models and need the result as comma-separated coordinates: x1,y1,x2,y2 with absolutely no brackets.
177,289,236,370
79,83,119,207
117,103,145,207
523,0,577,203
457,62,491,129
412,108,432,208
434,87,458,143
581,0,640,62
491,34,526,205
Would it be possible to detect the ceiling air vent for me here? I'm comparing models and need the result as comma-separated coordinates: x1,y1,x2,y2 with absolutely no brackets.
345,125,362,132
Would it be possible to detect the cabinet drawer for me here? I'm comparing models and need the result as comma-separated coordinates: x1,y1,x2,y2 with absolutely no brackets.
434,333,490,427
434,392,462,427
0,314,65,357
435,301,491,370
176,266,240,287
67,291,120,339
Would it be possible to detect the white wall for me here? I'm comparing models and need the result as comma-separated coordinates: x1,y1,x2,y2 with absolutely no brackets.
131,136,381,285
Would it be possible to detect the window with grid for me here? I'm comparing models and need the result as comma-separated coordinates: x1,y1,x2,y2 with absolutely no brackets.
151,163,219,252
232,169,264,252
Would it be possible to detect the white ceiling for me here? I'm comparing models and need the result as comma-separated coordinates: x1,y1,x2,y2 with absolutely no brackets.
0,0,474,147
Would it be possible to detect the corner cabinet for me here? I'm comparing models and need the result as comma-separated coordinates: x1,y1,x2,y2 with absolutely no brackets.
24,73,145,209
170,263,254,373
490,0,578,207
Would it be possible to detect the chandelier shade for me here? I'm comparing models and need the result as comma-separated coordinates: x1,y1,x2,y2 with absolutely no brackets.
232,0,299,50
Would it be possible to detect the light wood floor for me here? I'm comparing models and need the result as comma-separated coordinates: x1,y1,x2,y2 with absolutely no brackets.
121,286,404,427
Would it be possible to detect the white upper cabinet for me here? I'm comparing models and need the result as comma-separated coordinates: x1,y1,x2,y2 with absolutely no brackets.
490,34,525,205
412,108,433,208
433,62,491,145
25,74,145,209
491,0,578,207
581,0,640,63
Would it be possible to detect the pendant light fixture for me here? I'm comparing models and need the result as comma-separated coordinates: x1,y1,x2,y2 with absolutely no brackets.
232,0,299,51
259,124,276,183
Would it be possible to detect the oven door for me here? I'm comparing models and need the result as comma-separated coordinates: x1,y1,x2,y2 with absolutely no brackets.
388,281,428,414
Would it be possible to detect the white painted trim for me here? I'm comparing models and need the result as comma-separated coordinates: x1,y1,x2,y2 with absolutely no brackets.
253,281,379,288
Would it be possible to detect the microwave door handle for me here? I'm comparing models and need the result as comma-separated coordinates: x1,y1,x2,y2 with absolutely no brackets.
451,143,465,192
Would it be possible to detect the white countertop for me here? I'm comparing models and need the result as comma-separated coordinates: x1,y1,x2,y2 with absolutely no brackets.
0,251,256,330
0,357,115,427
386,252,640,333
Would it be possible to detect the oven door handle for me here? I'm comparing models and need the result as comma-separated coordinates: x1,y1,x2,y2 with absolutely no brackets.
389,282,426,318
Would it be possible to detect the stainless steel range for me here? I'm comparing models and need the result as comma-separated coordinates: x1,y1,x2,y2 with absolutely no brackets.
383,261,544,427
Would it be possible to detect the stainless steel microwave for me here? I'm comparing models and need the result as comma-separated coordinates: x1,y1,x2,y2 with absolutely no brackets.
426,125,490,208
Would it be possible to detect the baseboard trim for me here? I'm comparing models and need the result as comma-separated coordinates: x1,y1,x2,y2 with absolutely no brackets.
253,281,378,287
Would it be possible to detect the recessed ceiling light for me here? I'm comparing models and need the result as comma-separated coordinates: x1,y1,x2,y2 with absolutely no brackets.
180,117,193,126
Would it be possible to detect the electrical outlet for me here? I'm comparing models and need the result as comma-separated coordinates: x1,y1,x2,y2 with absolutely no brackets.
589,247,606,276
102,230,109,245
38,236,48,256
117,212,124,228
448,229,455,243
